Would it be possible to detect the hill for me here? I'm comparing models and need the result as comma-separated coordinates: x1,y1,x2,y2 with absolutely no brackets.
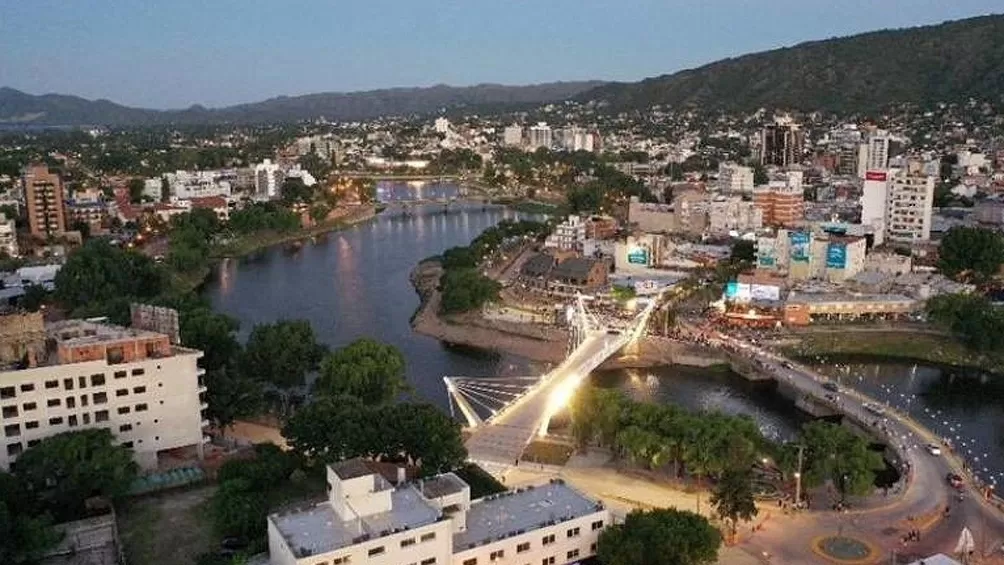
578,14,1004,112
0,81,604,126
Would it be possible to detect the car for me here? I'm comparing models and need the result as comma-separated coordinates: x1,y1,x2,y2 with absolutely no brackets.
926,444,942,456
947,473,964,488
606,329,621,335
823,382,840,392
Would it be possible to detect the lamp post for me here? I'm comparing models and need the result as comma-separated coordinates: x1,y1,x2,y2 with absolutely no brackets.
794,444,805,509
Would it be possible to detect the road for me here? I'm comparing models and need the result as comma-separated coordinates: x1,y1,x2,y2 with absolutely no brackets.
711,331,1004,562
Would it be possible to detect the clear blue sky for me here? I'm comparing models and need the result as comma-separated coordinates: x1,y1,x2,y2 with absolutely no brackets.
2,0,1000,109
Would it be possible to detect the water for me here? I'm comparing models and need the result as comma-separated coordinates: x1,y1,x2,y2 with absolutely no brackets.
814,359,1004,488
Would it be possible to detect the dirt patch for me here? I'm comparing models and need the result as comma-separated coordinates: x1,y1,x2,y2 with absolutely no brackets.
118,485,218,565
521,440,575,466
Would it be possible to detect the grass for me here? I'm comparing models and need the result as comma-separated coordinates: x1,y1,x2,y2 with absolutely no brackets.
521,440,575,466
783,330,998,372
454,463,506,499
118,485,218,565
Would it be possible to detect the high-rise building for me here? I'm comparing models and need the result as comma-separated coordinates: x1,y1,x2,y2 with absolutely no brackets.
527,123,552,150
709,196,763,235
886,172,934,242
857,130,890,178
502,125,523,147
860,170,889,235
753,171,804,227
717,162,755,193
0,212,18,257
0,313,207,471
21,164,66,239
760,122,804,167
254,159,284,199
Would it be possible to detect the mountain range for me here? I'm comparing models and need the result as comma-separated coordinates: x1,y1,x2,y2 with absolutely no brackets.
2,14,1003,126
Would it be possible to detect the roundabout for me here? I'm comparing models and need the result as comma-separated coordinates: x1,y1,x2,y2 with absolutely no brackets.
811,535,878,564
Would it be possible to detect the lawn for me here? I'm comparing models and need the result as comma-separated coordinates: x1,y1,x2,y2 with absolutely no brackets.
118,485,218,565
783,330,994,371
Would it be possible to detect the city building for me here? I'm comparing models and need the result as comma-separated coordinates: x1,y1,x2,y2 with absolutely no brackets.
974,199,1004,225
549,257,608,294
143,178,165,202
756,229,866,282
717,162,754,194
255,159,285,199
782,293,916,325
627,193,708,236
65,200,107,233
544,215,587,252
502,125,523,147
708,196,763,235
886,172,935,242
434,117,451,134
752,171,804,227
527,123,552,150
21,164,67,239
163,170,234,201
0,309,207,470
857,130,890,177
0,212,18,257
267,458,610,565
860,170,889,236
760,120,804,167
615,233,667,274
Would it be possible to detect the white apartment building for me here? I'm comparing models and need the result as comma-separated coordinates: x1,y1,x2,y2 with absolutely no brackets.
163,170,234,201
717,162,754,194
0,212,18,257
267,459,610,565
544,215,586,252
886,173,935,242
0,314,207,471
255,159,285,199
708,196,762,235
857,131,890,178
502,125,523,147
434,118,452,134
527,123,552,150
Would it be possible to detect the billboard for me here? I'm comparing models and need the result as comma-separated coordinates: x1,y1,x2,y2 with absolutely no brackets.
865,171,888,182
750,284,781,301
725,281,740,300
627,246,649,265
788,231,810,263
735,283,752,302
826,242,848,269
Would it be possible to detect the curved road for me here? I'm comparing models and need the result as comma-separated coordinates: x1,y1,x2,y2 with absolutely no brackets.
712,331,1004,562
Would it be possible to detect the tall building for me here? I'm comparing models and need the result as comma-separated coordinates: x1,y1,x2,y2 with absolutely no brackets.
760,122,804,167
0,212,18,257
860,170,890,236
753,171,804,227
21,164,67,239
254,159,284,199
717,162,754,193
502,125,523,147
267,458,611,565
857,130,890,178
708,196,763,235
544,215,587,251
886,172,935,242
434,117,451,134
0,312,207,470
527,123,552,150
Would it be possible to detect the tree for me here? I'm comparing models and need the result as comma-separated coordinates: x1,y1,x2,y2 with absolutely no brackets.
160,177,170,202
280,177,313,205
210,478,268,540
710,467,759,539
53,239,165,314
927,293,1004,354
314,339,408,404
168,225,210,273
127,177,146,203
798,421,884,500
70,220,91,239
597,508,721,565
19,284,49,313
216,444,296,491
12,429,138,521
753,164,769,185
172,208,221,239
385,403,467,475
938,226,1004,281
204,365,264,434
438,268,501,314
241,320,326,418
729,240,756,263
283,396,379,464
0,472,60,565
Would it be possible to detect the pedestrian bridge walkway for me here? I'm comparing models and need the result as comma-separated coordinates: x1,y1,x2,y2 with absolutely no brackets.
445,295,659,467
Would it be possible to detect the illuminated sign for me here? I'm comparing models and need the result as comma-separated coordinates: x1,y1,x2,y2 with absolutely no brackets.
865,171,888,182
627,246,649,265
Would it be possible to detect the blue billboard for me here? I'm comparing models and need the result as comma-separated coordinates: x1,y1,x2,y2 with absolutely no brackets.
725,281,739,300
627,246,649,265
788,231,810,263
826,242,847,269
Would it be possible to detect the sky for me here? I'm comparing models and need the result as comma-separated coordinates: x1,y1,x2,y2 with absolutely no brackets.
2,0,1001,109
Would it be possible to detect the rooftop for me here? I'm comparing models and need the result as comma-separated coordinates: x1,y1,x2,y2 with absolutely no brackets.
270,485,441,558
788,292,914,305
330,458,377,481
47,319,164,348
452,480,602,552
421,473,467,500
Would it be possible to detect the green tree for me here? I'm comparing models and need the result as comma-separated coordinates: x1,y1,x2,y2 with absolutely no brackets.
172,208,221,239
927,293,1004,354
160,177,170,202
798,421,884,500
241,320,326,418
216,443,296,491
12,429,138,521
753,164,769,185
438,268,501,314
53,239,165,314
280,177,313,205
283,396,378,464
0,472,60,565
938,226,1004,281
70,220,91,239
204,365,264,435
210,478,268,540
19,284,49,313
168,225,211,273
385,403,467,475
710,467,759,539
314,338,408,404
729,240,756,263
598,508,721,565
127,177,146,203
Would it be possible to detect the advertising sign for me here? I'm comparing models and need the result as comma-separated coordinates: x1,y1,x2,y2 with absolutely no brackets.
735,283,752,302
788,231,810,263
627,246,649,265
821,223,848,236
865,171,888,182
750,284,781,301
826,242,848,269
758,255,776,267
724,281,739,300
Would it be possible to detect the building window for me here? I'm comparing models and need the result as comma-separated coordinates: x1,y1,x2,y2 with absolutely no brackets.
331,558,349,565
114,371,127,379
93,392,107,404
48,417,63,426
116,389,128,397
68,415,78,427
27,439,39,448
119,424,132,432
517,542,530,553
566,550,580,560
44,380,58,389
590,543,597,552
420,559,435,565
81,396,88,407
83,413,90,425
25,421,38,430
367,546,385,557
63,378,73,391
541,558,555,565
66,397,76,409
420,532,436,542
117,407,130,415
400,538,415,548
0,386,14,399
95,410,109,423
131,368,145,376
19,383,34,393
135,403,148,412
23,402,36,411
133,386,146,394
542,534,555,546
46,398,60,407
566,527,580,538
78,376,87,388
91,374,106,386
4,424,20,437
2,405,17,418
6,442,22,457
591,520,604,530
122,441,133,448
463,559,477,565
490,549,505,560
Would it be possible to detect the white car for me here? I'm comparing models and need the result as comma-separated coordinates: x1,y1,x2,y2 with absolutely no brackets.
926,444,942,456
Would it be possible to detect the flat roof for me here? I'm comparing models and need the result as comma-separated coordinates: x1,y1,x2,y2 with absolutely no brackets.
789,293,914,305
47,319,165,347
330,458,376,481
270,485,441,558
421,473,466,499
452,480,602,552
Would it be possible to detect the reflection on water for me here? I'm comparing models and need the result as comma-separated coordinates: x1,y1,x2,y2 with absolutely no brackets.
591,365,805,443
814,360,1004,488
